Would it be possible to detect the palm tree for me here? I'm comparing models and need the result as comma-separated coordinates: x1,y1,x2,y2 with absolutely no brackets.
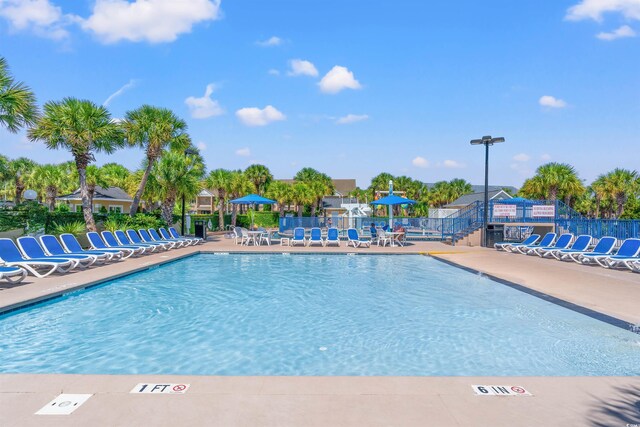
369,172,395,193
265,180,293,217
28,98,125,231
123,105,189,216
205,168,232,229
598,168,638,218
244,164,273,196
448,178,473,201
227,171,255,225
291,182,314,217
0,56,38,133
101,163,131,190
294,168,334,216
29,163,66,211
8,157,37,203
520,162,584,202
151,149,205,225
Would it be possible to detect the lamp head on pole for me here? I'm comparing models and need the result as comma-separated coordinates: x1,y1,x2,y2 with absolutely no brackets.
470,135,505,146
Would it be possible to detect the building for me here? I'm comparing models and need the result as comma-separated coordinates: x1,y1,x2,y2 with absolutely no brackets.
444,189,513,210
195,189,215,214
56,186,133,214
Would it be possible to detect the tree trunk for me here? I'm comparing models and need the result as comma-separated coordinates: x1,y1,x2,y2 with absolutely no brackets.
77,166,96,232
297,204,303,218
15,177,24,204
217,191,226,230
46,186,57,212
278,203,284,217
231,203,238,226
616,194,626,218
161,194,176,226
130,157,154,216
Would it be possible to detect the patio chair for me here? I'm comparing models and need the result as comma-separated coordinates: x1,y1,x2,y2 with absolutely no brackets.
161,227,198,246
87,232,143,258
325,228,340,247
0,265,27,284
513,233,556,254
116,230,160,252
308,227,323,247
549,235,593,260
0,238,75,278
139,229,178,249
40,235,110,264
149,229,186,248
169,227,203,244
529,233,573,257
347,228,371,248
495,234,540,252
376,227,391,247
570,236,617,265
17,236,89,270
60,233,123,261
124,229,168,251
594,238,640,270
102,231,149,254
258,227,271,246
291,227,306,246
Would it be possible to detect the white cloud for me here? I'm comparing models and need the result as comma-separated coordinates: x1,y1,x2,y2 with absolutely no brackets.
596,24,636,39
336,114,369,124
235,147,251,157
0,0,69,40
443,160,465,169
235,105,286,127
256,36,282,47
287,59,318,77
80,0,221,44
412,156,430,168
318,66,362,94
539,95,568,108
197,141,207,151
268,69,280,76
540,153,552,161
513,153,531,162
184,84,224,119
103,79,137,106
566,0,640,22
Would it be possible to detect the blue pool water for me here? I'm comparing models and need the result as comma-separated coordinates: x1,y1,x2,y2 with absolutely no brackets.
1,254,638,376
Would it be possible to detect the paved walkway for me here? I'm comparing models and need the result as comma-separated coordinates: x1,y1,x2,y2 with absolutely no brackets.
1,235,639,426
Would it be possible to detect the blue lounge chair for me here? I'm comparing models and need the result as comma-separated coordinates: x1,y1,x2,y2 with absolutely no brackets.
101,231,149,254
530,233,573,257
308,227,323,247
291,227,306,246
347,228,371,248
514,233,557,254
595,238,640,269
40,235,110,264
122,230,166,251
549,235,593,260
325,228,340,247
17,236,90,269
571,237,617,264
0,265,27,284
149,229,185,248
0,238,74,278
60,233,123,261
87,232,142,258
169,226,203,244
160,227,197,246
139,229,178,249
495,234,540,252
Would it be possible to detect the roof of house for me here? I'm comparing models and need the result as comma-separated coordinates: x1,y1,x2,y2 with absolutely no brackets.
276,179,357,196
444,189,512,207
321,196,358,209
198,189,214,197
56,186,133,202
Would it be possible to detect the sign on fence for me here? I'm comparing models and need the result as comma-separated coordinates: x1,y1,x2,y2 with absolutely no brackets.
532,205,555,218
493,204,516,217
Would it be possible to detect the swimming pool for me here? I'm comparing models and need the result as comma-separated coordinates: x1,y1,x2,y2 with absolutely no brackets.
1,254,638,376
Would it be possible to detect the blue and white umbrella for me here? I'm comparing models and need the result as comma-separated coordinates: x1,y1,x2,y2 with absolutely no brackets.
370,181,416,228
230,194,276,228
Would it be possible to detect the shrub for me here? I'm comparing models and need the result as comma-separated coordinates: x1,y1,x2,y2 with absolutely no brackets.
51,221,86,236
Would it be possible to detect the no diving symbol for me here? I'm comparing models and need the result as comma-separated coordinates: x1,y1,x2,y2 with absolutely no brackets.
511,386,526,394
173,384,187,392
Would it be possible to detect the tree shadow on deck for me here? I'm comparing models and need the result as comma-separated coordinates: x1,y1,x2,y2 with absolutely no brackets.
588,384,640,426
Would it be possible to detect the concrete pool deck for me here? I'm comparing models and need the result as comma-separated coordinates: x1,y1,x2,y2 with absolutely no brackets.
1,235,639,426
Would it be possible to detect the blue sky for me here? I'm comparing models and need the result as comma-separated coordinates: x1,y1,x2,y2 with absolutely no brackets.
1,0,638,189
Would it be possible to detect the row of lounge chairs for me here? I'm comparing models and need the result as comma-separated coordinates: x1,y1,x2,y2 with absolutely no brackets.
495,232,640,272
0,227,202,283
283,228,374,248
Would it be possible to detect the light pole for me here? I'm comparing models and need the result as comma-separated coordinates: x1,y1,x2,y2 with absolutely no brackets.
470,135,505,247
181,148,198,236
